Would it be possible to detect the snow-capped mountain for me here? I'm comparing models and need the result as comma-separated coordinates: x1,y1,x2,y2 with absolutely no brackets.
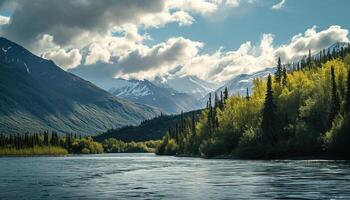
313,42,350,59
109,79,201,114
153,75,219,99
201,67,275,104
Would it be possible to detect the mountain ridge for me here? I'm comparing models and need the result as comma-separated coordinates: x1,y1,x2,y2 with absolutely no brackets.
0,37,160,135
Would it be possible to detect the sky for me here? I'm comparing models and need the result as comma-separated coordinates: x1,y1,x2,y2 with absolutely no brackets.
0,0,349,84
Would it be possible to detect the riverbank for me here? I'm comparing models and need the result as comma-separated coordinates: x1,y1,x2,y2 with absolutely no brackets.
0,146,68,156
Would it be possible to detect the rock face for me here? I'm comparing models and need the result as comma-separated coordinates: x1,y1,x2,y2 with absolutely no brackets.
0,37,160,135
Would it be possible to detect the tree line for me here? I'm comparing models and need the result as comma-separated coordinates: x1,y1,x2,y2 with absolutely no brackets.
157,44,350,158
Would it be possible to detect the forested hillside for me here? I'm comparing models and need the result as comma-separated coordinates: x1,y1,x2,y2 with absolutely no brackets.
157,46,350,159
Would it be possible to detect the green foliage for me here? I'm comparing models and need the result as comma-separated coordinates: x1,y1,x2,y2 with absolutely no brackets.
103,138,161,153
0,146,68,156
70,137,104,154
157,50,350,159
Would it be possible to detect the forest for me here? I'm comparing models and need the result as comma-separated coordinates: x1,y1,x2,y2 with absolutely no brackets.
156,46,350,159
0,132,159,155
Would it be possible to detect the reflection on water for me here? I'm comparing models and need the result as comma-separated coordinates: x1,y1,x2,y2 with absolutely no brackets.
1,154,350,199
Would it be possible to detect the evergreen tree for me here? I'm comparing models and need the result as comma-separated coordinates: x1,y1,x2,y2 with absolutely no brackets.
308,49,312,68
246,87,250,101
275,57,282,83
345,70,350,114
282,66,288,87
330,66,340,124
261,74,276,144
223,87,229,103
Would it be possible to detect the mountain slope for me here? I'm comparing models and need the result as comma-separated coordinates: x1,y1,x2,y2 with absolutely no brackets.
153,75,218,98
0,37,160,135
216,67,275,96
109,79,201,114
94,110,202,142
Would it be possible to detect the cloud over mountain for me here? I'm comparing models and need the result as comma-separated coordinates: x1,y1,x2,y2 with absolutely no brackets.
1,0,349,83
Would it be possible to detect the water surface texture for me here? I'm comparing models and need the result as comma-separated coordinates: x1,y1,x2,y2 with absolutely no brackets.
1,153,350,199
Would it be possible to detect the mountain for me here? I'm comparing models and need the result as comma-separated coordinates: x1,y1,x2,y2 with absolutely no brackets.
0,37,160,135
152,75,218,99
206,67,275,100
109,79,201,114
94,109,202,142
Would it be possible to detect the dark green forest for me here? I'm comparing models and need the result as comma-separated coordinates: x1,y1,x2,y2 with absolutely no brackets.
157,46,350,159
0,132,160,155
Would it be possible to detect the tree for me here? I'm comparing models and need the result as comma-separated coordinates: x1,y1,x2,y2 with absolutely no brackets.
246,87,250,101
282,66,288,87
330,66,340,124
223,87,229,103
275,57,282,83
261,74,276,144
308,49,312,68
345,70,350,114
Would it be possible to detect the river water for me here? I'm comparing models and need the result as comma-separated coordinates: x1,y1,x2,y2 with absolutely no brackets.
0,153,349,199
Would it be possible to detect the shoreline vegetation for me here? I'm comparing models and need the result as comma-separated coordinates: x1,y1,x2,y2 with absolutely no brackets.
156,47,350,159
0,132,161,156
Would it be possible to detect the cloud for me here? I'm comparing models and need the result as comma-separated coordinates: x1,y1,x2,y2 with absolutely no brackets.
71,25,349,84
115,37,203,79
177,25,349,83
0,15,10,25
272,0,286,10
275,25,349,62
43,48,82,69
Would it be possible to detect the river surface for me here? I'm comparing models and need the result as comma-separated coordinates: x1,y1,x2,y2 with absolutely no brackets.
0,153,350,199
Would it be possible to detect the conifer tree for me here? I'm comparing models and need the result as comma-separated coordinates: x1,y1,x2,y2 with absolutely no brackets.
261,74,276,144
345,70,350,114
308,49,312,68
223,87,229,103
246,87,250,101
282,66,287,87
275,57,282,83
330,66,340,124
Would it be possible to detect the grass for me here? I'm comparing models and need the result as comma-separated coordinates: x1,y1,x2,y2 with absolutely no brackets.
0,146,68,156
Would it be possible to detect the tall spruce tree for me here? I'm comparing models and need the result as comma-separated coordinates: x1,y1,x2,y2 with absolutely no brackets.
345,70,350,114
246,87,250,101
275,57,282,83
282,66,287,87
223,87,229,103
330,66,340,124
261,74,276,144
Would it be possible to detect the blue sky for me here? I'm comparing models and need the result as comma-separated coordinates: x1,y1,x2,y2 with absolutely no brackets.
145,0,350,53
1,0,349,83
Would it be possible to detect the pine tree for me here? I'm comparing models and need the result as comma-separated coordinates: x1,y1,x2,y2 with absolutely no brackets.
223,87,229,103
330,66,340,124
345,70,350,114
275,57,282,83
261,74,276,144
246,87,250,101
308,49,312,68
282,66,287,87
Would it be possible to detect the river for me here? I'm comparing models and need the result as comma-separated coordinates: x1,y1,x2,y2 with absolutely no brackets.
0,153,349,199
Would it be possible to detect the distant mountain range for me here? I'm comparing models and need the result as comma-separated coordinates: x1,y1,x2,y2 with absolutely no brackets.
214,67,275,97
0,37,160,135
71,66,215,113
152,75,218,98
108,79,201,113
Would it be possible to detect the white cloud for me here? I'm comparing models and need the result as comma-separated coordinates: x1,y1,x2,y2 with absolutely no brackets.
85,43,111,65
71,25,350,84
0,15,10,25
272,0,286,10
43,48,82,69
115,37,204,80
